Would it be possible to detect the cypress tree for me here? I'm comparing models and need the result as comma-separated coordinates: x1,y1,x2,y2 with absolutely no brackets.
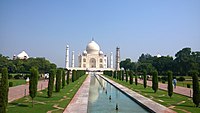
66,70,70,84
0,68,9,113
143,70,147,88
55,69,62,92
113,71,116,79
72,70,76,82
62,69,66,88
47,69,55,98
122,70,124,81
135,74,138,85
29,67,39,107
118,71,121,80
152,70,158,93
191,70,200,107
129,71,133,84
167,71,173,98
125,71,128,82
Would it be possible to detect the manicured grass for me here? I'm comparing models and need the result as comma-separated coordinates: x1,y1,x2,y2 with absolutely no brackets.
7,75,87,113
104,75,200,113
8,79,26,87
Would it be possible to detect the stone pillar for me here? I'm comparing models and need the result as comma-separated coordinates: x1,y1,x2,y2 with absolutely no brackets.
116,47,120,70
65,45,69,69
72,51,75,68
110,52,113,68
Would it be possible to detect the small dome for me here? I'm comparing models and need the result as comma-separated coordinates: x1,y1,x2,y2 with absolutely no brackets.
86,41,100,54
99,51,103,55
83,50,87,55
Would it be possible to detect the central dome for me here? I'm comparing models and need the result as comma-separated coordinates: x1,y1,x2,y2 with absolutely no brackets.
86,41,100,54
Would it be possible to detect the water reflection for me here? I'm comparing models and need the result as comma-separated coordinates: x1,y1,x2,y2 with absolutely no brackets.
88,74,148,113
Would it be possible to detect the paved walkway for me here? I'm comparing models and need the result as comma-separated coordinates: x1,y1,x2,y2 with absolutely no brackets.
137,79,193,97
100,75,176,113
8,80,48,103
63,75,90,113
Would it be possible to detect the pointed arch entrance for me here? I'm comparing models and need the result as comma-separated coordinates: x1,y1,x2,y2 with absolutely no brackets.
90,58,96,68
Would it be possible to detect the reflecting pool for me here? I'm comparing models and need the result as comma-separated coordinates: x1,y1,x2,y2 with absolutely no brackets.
88,74,148,113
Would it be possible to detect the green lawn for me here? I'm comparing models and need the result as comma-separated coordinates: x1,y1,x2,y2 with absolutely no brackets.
8,79,26,87
7,75,87,113
104,75,200,113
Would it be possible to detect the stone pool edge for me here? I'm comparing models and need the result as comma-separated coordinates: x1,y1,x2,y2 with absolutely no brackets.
99,75,176,113
63,75,90,113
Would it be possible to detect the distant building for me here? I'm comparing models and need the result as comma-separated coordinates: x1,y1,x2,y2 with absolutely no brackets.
13,51,29,60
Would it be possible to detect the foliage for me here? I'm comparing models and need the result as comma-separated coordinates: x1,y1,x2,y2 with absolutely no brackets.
72,70,76,82
29,67,39,107
135,74,138,85
66,70,70,84
0,54,57,74
0,68,9,113
125,71,128,82
62,69,65,89
177,76,185,81
9,82,13,87
187,84,191,88
129,70,133,84
121,70,124,81
55,69,62,92
143,70,147,88
191,70,200,107
152,70,158,93
47,69,55,98
167,71,173,98
120,58,136,71
117,71,121,80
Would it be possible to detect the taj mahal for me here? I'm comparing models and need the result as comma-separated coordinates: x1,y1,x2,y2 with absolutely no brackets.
65,39,120,71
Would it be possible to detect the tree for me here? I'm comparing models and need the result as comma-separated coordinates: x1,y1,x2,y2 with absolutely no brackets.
135,74,138,85
62,69,66,88
191,70,200,107
72,70,76,82
66,70,70,84
143,70,147,88
129,71,133,84
122,70,124,81
152,70,158,93
125,71,128,82
55,69,62,92
29,67,39,107
167,71,173,98
118,71,121,80
113,71,116,79
47,69,55,98
0,68,9,113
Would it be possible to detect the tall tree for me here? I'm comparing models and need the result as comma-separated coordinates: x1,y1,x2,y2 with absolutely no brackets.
55,69,62,92
135,74,138,85
167,71,173,98
129,71,133,84
0,68,9,113
122,70,124,81
143,70,147,88
47,69,55,98
62,69,66,88
190,70,200,107
66,70,70,84
72,70,76,82
152,70,158,93
125,71,128,82
29,67,39,107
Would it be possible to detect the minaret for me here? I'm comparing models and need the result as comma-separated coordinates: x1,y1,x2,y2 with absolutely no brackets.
115,47,120,70
72,51,75,67
110,52,113,68
65,45,69,69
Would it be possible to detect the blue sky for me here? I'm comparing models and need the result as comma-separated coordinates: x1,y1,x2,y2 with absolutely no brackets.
0,0,200,67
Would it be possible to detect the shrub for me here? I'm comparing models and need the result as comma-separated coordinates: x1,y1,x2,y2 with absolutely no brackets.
191,70,200,107
152,70,158,93
8,74,13,79
143,70,147,88
14,74,23,79
9,82,13,87
55,69,62,92
47,69,55,98
161,76,167,81
187,84,191,88
162,80,165,83
167,71,173,98
177,76,185,81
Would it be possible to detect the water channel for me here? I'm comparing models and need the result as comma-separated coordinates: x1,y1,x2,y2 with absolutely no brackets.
88,73,148,113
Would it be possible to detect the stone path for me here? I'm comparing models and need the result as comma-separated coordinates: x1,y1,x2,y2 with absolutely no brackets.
8,80,48,103
63,75,90,113
137,79,193,97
